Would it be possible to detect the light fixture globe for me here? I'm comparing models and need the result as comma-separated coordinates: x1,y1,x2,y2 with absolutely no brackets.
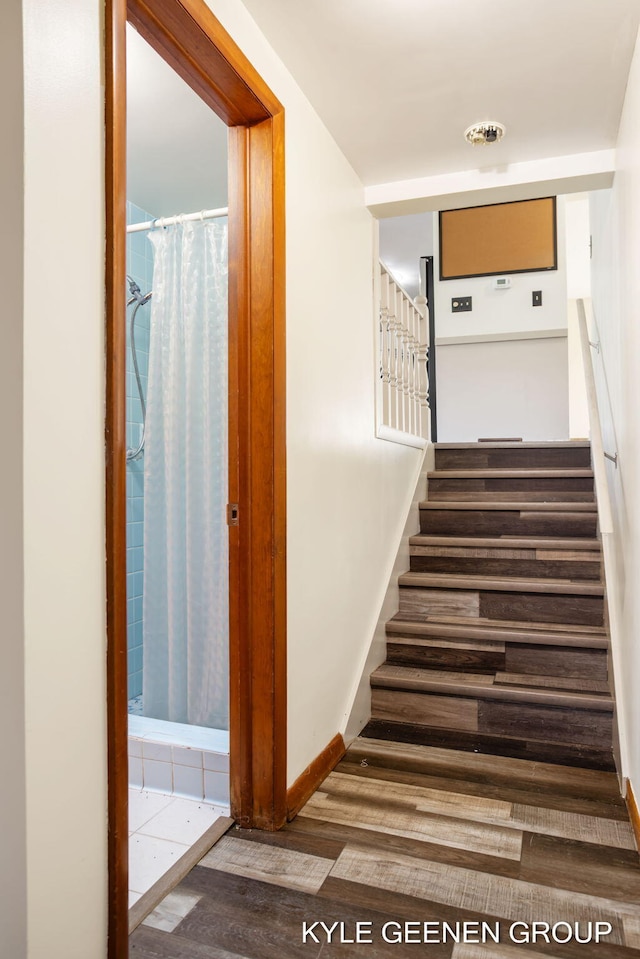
464,121,506,146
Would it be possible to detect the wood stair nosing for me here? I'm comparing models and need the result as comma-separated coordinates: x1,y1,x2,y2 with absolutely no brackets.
385,617,609,648
398,571,604,595
427,469,595,479
419,500,598,511
427,494,596,506
370,664,613,712
409,534,602,551
434,441,592,450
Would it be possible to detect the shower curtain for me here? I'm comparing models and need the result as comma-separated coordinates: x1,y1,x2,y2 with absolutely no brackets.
143,218,229,729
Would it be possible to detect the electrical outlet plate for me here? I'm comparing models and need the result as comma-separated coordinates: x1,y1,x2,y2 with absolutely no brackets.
452,296,472,312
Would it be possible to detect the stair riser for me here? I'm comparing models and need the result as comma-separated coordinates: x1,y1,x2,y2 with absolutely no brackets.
362,719,615,771
435,448,592,470
387,642,504,674
370,688,612,748
372,686,610,749
386,641,608,680
420,510,598,538
429,477,594,499
399,586,604,627
371,689,612,749
409,555,601,581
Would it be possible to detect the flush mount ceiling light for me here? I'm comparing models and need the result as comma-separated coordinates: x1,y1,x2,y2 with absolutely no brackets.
464,121,506,146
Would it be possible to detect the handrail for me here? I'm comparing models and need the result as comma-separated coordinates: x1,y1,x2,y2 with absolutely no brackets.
576,298,614,535
380,260,426,316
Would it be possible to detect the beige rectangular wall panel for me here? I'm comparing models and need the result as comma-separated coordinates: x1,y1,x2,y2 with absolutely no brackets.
440,197,557,279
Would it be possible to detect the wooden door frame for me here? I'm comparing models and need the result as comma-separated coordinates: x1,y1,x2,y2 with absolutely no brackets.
105,0,287,954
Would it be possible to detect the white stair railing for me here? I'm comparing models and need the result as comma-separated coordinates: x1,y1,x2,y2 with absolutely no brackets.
378,262,428,446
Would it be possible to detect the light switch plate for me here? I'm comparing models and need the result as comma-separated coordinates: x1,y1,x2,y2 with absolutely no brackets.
452,296,472,312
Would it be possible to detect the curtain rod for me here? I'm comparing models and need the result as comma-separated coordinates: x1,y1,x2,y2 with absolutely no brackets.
126,206,229,234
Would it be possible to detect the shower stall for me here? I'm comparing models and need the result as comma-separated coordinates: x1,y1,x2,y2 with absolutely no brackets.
125,200,231,805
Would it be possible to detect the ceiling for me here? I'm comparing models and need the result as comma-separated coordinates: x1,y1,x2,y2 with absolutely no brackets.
240,0,640,188
126,24,228,218
125,3,639,297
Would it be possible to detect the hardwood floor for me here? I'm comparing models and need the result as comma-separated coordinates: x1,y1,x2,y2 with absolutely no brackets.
130,740,640,957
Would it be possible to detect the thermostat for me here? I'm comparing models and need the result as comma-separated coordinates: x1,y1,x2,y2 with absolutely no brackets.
493,277,511,290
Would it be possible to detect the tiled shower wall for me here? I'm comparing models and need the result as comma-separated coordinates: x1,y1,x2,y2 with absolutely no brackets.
126,202,154,698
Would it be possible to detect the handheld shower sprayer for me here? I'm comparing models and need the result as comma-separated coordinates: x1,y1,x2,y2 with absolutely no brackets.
126,276,153,461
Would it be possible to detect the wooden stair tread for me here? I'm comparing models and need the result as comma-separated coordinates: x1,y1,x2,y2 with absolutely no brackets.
420,500,597,511
399,571,604,595
386,616,608,647
428,469,594,479
434,441,592,450
409,534,601,551
371,664,613,711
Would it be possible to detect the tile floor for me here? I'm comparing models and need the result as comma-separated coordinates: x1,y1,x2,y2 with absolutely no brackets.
129,788,230,907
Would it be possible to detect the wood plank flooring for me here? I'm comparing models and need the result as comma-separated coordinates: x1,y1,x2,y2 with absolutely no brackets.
130,740,640,958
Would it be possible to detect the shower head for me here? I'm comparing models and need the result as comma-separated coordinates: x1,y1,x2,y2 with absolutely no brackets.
126,274,142,299
127,274,153,304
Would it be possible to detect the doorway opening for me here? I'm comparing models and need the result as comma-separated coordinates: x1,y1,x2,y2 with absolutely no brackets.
124,22,232,910
106,1,287,954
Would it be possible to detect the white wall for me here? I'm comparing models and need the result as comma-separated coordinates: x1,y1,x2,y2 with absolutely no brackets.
16,2,422,952
565,193,592,299
344,448,431,743
588,25,640,795
564,194,591,438
22,0,107,955
432,199,569,441
0,0,27,954
436,336,569,442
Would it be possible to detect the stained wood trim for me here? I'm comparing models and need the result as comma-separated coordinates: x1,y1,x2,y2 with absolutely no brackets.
105,0,129,953
128,0,282,123
626,780,640,855
228,114,287,831
286,734,346,821
106,1,286,955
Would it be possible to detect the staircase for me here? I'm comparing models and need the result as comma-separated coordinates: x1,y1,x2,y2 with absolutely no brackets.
363,441,615,771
